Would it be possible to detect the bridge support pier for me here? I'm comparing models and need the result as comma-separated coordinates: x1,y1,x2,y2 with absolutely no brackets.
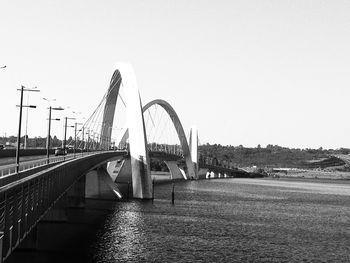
112,159,133,198
164,161,186,180
85,167,121,200
197,168,209,179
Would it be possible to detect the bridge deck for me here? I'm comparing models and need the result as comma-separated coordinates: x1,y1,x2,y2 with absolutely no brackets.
0,151,127,262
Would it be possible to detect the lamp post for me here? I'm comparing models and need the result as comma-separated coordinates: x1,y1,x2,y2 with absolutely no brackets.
63,117,76,153
46,106,64,163
81,126,85,156
70,111,83,157
16,86,40,173
86,129,90,151
74,122,83,158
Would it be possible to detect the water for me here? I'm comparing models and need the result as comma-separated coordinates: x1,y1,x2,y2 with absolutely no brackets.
7,178,350,262
90,179,350,262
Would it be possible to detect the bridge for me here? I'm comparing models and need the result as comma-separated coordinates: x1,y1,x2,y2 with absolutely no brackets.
0,63,246,261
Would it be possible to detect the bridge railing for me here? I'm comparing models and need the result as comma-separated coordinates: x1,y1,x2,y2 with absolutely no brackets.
147,143,183,157
199,155,236,170
0,150,110,178
0,150,125,261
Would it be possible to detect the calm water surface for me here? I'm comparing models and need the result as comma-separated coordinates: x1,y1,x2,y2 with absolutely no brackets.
90,179,350,262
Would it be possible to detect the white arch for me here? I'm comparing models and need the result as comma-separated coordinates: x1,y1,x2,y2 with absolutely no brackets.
189,125,199,176
101,63,152,199
117,100,197,179
142,99,197,179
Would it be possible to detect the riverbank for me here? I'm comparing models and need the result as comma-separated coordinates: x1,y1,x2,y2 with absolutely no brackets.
270,168,350,180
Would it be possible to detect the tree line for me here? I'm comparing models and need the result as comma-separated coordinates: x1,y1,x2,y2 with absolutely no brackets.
0,135,71,148
198,143,350,168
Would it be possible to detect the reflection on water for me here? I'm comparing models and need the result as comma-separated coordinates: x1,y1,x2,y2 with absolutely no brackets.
93,202,148,262
91,179,350,262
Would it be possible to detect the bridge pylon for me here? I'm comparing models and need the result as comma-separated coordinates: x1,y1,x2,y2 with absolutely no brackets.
101,63,152,199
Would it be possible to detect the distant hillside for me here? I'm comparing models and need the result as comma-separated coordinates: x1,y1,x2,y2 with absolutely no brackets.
198,144,350,168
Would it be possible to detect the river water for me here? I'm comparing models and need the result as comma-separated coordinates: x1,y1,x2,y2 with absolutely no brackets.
8,178,350,262
90,178,350,262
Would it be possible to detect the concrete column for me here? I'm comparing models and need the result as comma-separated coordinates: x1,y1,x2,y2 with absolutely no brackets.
108,158,131,183
85,168,121,200
109,158,135,198
211,171,215,178
185,155,196,180
197,168,209,179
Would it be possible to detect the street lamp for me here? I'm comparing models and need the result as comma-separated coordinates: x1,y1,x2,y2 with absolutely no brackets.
63,117,76,153
46,106,64,163
0,65,6,69
86,129,90,151
16,86,40,173
74,122,83,158
80,126,85,156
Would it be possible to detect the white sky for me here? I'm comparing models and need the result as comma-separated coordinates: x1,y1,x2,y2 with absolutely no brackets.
1,0,350,149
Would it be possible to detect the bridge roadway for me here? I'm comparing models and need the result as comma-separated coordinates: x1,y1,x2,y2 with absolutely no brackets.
0,155,49,167
0,152,94,178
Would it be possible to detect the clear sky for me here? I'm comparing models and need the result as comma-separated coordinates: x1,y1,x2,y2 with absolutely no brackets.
1,0,350,149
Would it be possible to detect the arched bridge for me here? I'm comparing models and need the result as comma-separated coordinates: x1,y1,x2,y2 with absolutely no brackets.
0,63,244,261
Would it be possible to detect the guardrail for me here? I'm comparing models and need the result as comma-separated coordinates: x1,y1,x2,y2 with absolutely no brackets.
0,151,108,178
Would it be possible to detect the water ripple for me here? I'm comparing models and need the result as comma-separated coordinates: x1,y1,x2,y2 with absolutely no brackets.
91,179,350,262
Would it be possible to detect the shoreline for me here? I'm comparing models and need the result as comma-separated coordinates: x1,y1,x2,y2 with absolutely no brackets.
264,175,350,184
